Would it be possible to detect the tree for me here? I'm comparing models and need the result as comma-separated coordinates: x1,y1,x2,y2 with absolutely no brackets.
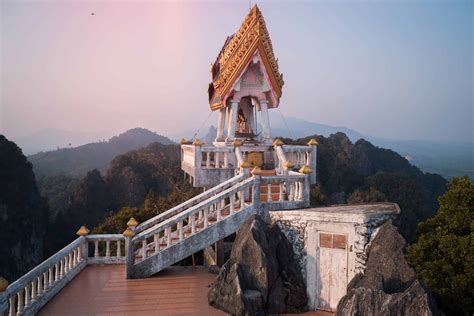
407,176,473,315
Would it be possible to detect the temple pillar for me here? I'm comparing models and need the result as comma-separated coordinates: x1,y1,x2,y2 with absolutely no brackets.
226,100,239,141
260,99,271,142
216,107,226,142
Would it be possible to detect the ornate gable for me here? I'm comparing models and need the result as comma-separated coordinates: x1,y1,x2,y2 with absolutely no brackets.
208,5,284,110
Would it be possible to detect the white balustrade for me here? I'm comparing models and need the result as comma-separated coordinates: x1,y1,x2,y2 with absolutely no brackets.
1,237,87,316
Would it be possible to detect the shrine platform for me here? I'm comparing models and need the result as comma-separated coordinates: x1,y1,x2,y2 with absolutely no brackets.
37,265,333,316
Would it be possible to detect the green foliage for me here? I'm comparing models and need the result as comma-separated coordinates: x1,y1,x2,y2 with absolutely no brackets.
407,177,474,315
37,175,79,221
347,187,386,204
310,184,327,206
29,128,175,177
42,142,196,256
93,190,198,234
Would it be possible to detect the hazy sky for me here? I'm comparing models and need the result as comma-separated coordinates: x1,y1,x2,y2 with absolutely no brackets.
1,0,473,143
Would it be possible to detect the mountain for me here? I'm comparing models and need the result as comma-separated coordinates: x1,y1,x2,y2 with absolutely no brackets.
271,114,473,180
199,114,472,180
0,135,49,281
269,112,366,141
14,128,115,155
28,128,175,177
287,132,447,242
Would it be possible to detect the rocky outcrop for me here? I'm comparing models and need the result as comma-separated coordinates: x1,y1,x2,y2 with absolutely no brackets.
208,215,308,315
336,220,441,316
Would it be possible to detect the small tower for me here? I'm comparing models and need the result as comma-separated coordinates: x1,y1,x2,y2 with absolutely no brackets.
208,5,284,145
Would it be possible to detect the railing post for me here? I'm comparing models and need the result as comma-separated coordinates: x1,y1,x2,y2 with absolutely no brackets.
307,139,318,184
251,171,263,219
76,226,90,263
299,165,313,207
0,277,8,316
192,139,203,168
230,195,235,215
215,152,220,168
267,183,272,202
206,152,211,168
223,152,228,168
124,217,138,279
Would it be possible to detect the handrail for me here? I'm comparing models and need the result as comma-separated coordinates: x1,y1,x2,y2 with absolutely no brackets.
134,177,255,241
0,237,86,316
0,234,130,315
0,237,85,300
136,173,248,233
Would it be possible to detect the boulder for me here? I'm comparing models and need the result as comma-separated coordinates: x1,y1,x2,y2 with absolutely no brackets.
208,215,307,315
336,220,442,316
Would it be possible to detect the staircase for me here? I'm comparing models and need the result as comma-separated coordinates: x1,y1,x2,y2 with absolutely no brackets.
125,170,310,279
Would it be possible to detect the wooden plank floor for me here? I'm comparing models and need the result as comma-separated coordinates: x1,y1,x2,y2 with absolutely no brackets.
38,265,333,315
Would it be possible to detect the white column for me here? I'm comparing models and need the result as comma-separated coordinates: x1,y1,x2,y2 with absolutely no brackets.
226,100,239,141
260,99,271,142
215,107,226,142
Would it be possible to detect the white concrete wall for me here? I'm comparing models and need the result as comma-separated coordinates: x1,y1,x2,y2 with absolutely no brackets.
270,203,399,311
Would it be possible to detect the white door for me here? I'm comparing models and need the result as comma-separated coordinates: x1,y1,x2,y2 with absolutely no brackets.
317,232,348,311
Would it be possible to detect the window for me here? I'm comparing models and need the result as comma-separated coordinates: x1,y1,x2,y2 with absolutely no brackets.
319,233,347,250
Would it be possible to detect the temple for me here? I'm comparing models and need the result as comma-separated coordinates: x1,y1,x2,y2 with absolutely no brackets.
208,5,283,143
0,5,399,315
181,5,317,188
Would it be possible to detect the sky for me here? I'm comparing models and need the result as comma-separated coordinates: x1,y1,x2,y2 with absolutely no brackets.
1,0,473,143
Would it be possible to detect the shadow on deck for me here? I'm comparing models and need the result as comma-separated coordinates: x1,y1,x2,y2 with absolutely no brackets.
38,265,333,316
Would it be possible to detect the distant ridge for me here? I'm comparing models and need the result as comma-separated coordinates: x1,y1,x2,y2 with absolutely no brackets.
28,128,175,177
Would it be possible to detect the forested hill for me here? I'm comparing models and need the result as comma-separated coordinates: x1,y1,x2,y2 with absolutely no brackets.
28,128,175,177
0,135,49,281
44,142,198,257
284,132,447,241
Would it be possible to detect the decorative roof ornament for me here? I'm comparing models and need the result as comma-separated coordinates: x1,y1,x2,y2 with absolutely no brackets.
76,226,90,236
283,160,296,169
0,277,8,292
308,138,319,146
299,165,313,174
272,138,284,146
208,5,284,110
127,217,139,227
192,139,203,146
122,228,135,238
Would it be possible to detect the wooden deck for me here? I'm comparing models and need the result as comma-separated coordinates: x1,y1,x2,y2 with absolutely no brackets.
38,265,333,315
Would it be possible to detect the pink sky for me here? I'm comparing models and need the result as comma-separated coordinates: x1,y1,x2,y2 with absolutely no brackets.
1,1,472,143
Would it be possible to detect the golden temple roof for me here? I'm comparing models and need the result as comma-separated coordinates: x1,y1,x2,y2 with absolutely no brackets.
208,5,284,110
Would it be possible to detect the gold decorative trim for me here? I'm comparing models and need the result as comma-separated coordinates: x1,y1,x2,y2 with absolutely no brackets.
192,139,203,146
76,226,90,236
272,138,284,146
299,165,313,174
127,217,138,227
210,5,284,110
123,228,135,238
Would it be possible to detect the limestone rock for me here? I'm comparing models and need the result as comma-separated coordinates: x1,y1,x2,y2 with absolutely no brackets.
208,215,307,315
336,220,441,316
